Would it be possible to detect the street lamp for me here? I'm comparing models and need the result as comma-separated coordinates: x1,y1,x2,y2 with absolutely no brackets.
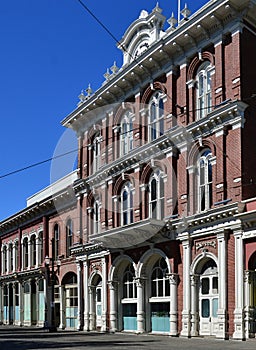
45,238,61,332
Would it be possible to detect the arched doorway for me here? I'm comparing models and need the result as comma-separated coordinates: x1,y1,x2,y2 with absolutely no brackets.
62,272,78,330
248,251,256,335
196,258,219,336
138,249,174,334
89,273,103,331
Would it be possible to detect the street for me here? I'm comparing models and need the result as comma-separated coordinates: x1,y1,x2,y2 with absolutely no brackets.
0,327,255,350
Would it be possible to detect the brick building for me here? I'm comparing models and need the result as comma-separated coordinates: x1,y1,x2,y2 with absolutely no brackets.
0,0,256,340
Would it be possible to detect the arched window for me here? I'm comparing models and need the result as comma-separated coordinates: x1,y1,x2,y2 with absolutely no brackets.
66,219,73,257
9,244,13,272
151,257,170,297
2,246,7,273
148,92,164,141
196,62,212,119
30,235,37,267
120,111,133,156
38,232,43,265
23,238,29,269
197,150,212,212
54,224,60,260
92,132,101,173
121,182,133,226
149,169,164,220
123,264,137,299
93,199,101,234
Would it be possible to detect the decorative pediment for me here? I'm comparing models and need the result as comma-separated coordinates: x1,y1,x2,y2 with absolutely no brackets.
118,3,166,66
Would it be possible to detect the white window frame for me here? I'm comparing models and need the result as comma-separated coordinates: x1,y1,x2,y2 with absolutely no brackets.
30,234,37,267
150,257,170,299
120,111,133,156
23,237,29,269
197,150,213,212
123,264,137,300
93,199,101,234
66,219,73,257
54,224,60,260
148,91,165,141
93,132,101,173
121,182,134,226
149,170,164,220
196,62,213,119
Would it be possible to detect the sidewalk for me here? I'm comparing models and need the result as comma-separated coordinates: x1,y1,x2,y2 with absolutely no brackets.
0,326,255,350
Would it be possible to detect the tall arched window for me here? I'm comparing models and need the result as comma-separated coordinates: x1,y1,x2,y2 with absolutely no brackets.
66,219,73,257
149,169,164,220
92,132,101,173
121,182,133,226
9,243,13,272
30,235,36,267
93,199,101,234
151,257,170,297
198,150,212,212
23,237,29,269
148,92,164,141
2,246,7,273
196,62,212,119
123,264,137,299
120,111,133,156
54,224,60,260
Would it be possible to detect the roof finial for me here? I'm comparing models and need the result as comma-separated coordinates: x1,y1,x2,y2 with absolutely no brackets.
153,1,162,13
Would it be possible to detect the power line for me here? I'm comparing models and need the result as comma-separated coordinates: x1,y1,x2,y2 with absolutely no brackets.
0,148,78,180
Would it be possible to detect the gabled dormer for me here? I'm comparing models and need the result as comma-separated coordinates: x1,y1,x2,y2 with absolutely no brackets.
118,3,166,66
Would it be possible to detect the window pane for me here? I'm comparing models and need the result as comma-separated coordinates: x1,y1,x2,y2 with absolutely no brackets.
201,299,210,318
212,277,218,294
201,278,209,294
212,298,218,318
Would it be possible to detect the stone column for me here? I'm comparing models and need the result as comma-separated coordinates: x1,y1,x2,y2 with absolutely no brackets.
169,273,178,336
89,286,95,331
83,260,89,331
108,280,118,332
190,274,199,337
19,282,24,326
0,284,3,324
181,237,191,337
233,229,245,340
216,231,227,339
12,283,16,325
136,277,145,333
244,270,254,339
76,262,82,330
101,257,107,332
59,285,65,329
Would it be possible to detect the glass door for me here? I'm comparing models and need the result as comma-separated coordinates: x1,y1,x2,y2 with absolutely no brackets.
199,275,218,335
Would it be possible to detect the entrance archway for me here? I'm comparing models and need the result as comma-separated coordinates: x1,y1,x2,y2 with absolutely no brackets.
62,272,78,329
89,273,103,331
248,252,256,335
192,255,219,336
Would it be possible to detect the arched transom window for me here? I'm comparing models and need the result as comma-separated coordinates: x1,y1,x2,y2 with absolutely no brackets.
121,182,134,226
148,91,164,141
196,62,213,119
120,111,133,156
197,149,213,212
123,264,137,299
151,257,170,297
149,169,164,220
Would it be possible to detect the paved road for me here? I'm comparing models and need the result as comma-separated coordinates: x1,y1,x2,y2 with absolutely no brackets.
0,327,255,350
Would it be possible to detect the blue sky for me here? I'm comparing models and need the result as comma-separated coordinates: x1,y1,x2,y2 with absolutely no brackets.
0,0,208,221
